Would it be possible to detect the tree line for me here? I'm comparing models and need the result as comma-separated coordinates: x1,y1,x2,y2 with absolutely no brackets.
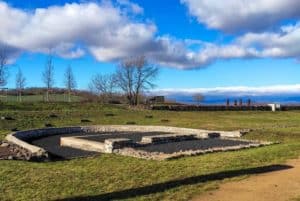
0,49,158,105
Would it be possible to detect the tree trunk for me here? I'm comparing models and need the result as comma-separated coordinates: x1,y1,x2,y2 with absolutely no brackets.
68,90,71,102
134,93,139,106
18,91,22,102
46,90,49,102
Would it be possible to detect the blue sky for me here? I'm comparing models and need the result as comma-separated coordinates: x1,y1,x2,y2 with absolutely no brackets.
2,0,300,93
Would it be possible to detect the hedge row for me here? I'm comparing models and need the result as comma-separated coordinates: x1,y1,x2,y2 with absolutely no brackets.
281,106,300,111
151,105,272,111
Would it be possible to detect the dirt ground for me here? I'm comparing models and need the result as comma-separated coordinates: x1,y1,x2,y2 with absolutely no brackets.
193,158,300,201
0,147,11,158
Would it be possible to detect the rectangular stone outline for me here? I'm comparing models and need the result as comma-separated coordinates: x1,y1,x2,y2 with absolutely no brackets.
60,134,277,160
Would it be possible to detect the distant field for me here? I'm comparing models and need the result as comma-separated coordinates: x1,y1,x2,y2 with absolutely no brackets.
0,94,83,102
0,102,300,201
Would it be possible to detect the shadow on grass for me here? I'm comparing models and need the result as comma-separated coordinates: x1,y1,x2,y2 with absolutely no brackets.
54,164,292,201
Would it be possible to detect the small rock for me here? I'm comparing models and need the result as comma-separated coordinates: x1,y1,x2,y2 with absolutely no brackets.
1,116,15,121
1,143,9,148
7,156,13,160
16,152,22,158
126,121,136,125
45,123,54,127
25,155,31,161
81,119,91,123
48,114,58,118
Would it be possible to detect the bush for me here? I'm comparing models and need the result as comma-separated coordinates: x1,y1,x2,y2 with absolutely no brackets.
126,121,136,125
81,119,92,123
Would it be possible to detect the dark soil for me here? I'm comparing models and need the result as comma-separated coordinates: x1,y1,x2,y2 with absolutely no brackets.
30,133,99,159
27,133,254,159
136,139,253,154
79,132,171,143
30,132,170,159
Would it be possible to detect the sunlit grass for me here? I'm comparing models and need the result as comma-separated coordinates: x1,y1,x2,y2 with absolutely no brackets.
1,102,300,200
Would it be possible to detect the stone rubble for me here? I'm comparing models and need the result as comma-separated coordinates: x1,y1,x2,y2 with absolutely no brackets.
0,141,47,161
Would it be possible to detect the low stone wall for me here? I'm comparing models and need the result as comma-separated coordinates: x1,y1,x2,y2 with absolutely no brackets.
60,137,106,152
5,127,83,158
81,125,243,138
5,125,244,160
141,134,199,144
11,127,83,141
116,141,277,160
60,137,136,153
104,138,134,153
5,134,47,157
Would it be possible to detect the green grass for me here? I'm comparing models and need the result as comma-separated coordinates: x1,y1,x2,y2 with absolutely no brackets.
1,102,300,201
0,94,83,102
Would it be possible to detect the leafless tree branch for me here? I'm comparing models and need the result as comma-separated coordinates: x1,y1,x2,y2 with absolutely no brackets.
64,65,77,102
15,68,26,102
42,55,55,102
115,56,158,105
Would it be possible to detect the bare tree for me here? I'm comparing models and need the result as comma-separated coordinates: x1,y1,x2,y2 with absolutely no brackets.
42,56,54,102
0,47,8,88
115,56,158,105
89,74,116,103
64,65,76,102
15,68,26,102
193,94,204,106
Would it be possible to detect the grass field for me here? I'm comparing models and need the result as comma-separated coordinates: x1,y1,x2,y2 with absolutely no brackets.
1,102,300,201
0,94,83,102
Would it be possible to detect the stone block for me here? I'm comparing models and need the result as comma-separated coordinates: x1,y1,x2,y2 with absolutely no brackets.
104,138,134,153
141,134,197,144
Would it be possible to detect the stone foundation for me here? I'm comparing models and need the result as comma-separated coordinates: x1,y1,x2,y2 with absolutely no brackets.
5,125,253,161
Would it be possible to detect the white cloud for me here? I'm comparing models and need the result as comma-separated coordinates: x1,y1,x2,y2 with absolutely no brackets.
157,22,300,69
0,1,155,60
181,0,300,32
0,1,207,68
1,1,300,70
153,84,300,96
117,0,144,14
237,23,300,58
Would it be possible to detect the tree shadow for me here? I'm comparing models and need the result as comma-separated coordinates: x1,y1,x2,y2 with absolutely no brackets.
55,164,292,201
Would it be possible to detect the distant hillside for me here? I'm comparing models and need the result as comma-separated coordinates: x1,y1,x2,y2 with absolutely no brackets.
0,88,98,102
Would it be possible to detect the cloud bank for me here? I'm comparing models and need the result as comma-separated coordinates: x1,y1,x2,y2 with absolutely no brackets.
0,1,300,69
153,84,300,96
181,0,300,32
0,1,215,68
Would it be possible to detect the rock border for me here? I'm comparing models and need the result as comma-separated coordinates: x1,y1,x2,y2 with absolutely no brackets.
115,140,277,161
5,125,245,161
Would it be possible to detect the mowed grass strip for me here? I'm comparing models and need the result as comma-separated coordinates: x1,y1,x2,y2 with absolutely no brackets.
0,94,83,102
1,102,300,201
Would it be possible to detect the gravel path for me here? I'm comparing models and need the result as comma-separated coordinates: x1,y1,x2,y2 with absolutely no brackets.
193,158,300,201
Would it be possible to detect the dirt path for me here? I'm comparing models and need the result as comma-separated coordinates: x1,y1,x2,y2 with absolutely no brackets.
193,159,300,201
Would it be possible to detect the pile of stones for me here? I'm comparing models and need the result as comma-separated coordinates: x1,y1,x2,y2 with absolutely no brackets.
0,141,43,161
